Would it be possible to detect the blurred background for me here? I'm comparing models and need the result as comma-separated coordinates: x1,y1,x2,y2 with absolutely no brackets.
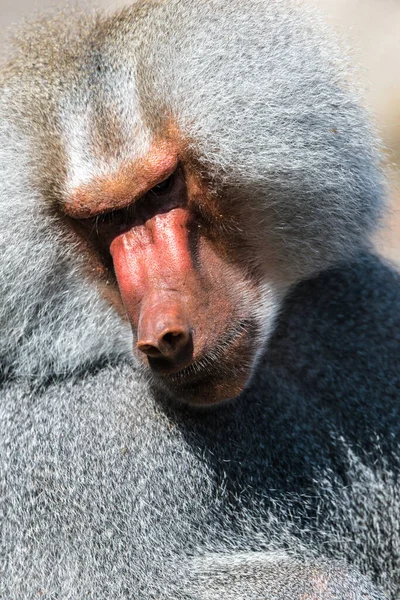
0,0,399,264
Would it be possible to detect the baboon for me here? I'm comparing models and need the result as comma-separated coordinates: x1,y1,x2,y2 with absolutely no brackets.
0,0,399,598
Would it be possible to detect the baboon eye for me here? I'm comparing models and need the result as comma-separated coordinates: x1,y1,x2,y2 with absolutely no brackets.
150,172,175,195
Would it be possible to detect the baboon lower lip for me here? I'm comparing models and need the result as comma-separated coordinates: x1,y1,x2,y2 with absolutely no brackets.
157,365,250,406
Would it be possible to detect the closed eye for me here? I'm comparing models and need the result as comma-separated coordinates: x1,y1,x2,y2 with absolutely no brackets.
79,169,180,233
147,171,176,196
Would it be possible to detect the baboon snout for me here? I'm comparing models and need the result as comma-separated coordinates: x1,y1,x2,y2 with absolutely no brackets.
137,300,194,373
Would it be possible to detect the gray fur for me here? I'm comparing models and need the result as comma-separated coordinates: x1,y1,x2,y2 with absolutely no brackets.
0,1,398,598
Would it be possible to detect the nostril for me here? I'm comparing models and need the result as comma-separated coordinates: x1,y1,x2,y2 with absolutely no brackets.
162,330,189,349
137,342,163,358
159,327,191,358
136,303,194,369
163,331,177,346
137,329,191,360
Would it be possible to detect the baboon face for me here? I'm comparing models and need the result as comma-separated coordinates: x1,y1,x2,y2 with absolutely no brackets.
17,2,381,404
61,120,282,405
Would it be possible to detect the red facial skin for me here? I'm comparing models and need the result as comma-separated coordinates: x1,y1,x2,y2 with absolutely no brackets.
110,207,195,370
65,143,257,405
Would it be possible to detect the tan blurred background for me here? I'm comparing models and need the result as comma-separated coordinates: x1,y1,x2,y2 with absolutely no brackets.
0,0,399,264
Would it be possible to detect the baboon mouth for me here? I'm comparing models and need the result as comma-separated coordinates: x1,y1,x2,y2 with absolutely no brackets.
159,318,254,380
161,363,210,387
150,319,258,404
